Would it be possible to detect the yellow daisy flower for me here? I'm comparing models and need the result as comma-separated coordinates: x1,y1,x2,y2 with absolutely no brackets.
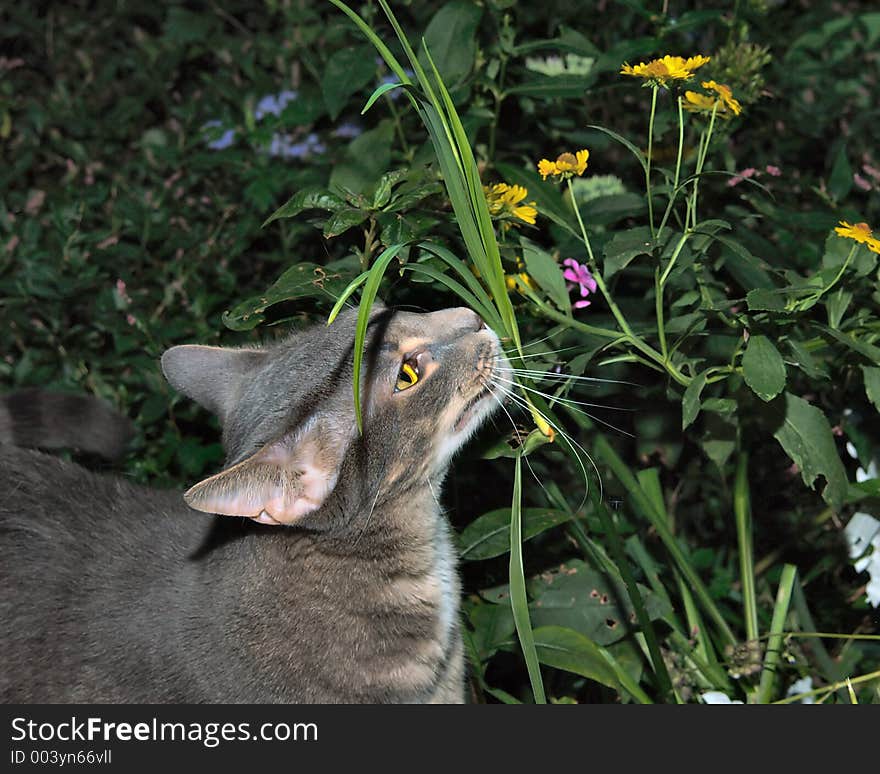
835,221,880,254
537,149,589,181
620,54,710,87
683,81,742,119
484,183,537,226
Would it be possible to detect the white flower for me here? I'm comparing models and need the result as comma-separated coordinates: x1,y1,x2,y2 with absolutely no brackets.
701,691,744,704
786,676,815,704
844,512,880,608
856,459,877,483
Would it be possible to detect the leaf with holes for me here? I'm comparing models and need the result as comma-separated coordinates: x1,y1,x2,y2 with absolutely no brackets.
528,559,669,646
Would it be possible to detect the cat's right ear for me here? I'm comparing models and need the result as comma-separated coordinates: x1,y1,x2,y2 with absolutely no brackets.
161,345,265,423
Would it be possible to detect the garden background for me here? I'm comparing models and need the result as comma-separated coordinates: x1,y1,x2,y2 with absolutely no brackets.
2,0,879,703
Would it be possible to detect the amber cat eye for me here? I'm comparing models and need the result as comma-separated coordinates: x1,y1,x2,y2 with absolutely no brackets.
395,358,420,392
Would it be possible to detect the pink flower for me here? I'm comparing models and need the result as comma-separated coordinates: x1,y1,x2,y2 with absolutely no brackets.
765,165,781,177
562,258,597,309
854,173,872,192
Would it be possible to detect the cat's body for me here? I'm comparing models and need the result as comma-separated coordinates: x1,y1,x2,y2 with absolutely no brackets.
0,306,500,703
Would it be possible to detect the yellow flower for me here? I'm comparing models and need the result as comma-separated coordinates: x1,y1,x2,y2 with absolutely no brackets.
835,221,880,255
683,81,742,119
537,149,589,181
505,272,537,293
620,54,710,86
484,183,537,226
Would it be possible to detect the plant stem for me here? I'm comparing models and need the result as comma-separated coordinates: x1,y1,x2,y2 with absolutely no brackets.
689,102,718,231
655,266,668,361
657,94,685,241
646,85,658,238
805,244,858,306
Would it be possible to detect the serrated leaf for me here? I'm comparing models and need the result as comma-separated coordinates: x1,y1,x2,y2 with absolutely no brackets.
459,507,573,561
682,371,708,429
742,335,786,401
772,392,848,508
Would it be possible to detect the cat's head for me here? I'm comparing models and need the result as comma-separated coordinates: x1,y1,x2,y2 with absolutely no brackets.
161,306,505,527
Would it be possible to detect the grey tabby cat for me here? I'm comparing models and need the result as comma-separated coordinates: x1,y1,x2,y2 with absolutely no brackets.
0,306,503,703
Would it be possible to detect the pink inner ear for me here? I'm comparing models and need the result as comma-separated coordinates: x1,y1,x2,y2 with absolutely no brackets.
183,426,341,525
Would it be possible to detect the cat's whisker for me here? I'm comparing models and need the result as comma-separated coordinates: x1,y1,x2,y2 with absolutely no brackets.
501,343,588,359
489,380,601,510
483,381,553,499
493,372,635,413
491,375,635,439
495,364,641,387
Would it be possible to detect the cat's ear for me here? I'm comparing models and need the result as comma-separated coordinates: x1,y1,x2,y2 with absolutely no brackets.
161,345,265,423
182,418,347,525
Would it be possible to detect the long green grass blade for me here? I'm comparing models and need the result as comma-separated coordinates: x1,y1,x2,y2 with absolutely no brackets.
350,243,407,433
402,264,501,332
594,434,737,648
327,269,370,325
756,563,797,704
509,456,546,703
734,453,759,644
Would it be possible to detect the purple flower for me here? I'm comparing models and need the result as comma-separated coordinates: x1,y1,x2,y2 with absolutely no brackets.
562,258,597,310
268,132,326,160
333,122,363,139
202,120,236,150
255,89,299,120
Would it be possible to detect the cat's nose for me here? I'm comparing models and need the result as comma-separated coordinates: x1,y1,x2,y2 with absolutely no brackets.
455,307,485,332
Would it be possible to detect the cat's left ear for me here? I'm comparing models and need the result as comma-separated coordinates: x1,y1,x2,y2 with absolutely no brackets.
182,417,349,525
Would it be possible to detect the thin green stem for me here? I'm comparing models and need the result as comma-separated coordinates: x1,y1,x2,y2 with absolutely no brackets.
657,94,685,241
804,244,858,307
659,230,691,287
772,668,880,705
655,266,668,361
689,102,718,231
646,85,658,238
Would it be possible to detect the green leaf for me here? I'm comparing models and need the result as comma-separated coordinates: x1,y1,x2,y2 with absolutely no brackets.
509,457,546,703
532,626,620,691
329,120,394,195
467,603,516,662
263,188,345,227
816,324,880,365
828,144,852,202
361,81,405,114
459,507,573,561
862,366,880,412
746,288,787,312
421,1,483,85
602,226,654,278
587,124,647,173
528,558,669,646
522,242,571,313
742,335,787,402
682,370,708,429
222,260,357,331
323,207,368,238
322,45,377,120
772,392,848,508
